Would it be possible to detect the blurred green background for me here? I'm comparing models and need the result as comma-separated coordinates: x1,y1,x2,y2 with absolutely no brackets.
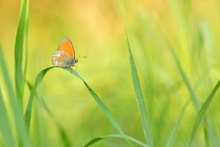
1,0,220,146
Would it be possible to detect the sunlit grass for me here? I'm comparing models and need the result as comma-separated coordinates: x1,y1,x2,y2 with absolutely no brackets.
1,0,220,146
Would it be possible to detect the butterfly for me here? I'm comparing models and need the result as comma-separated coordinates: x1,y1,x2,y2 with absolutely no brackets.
52,37,78,67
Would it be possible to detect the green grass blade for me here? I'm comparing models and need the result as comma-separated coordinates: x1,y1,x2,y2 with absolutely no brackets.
204,120,220,146
0,90,16,147
199,21,214,67
26,80,48,147
23,0,29,99
189,80,220,145
25,67,132,146
25,67,54,129
40,97,71,147
84,138,103,147
63,67,133,146
165,99,190,147
26,79,71,146
0,45,32,147
126,34,153,146
14,0,28,101
43,103,71,146
84,134,149,147
165,39,201,111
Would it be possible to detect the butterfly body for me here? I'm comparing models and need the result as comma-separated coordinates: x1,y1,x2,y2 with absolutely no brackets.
52,37,78,67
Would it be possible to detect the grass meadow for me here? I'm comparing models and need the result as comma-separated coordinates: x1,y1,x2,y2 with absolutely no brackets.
0,0,220,146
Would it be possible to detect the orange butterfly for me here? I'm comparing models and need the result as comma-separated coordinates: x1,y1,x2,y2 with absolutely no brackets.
52,37,78,67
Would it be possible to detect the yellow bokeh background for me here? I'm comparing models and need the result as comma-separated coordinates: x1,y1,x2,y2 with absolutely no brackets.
1,0,220,146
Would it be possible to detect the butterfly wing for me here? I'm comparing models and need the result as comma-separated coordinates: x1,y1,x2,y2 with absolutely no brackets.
58,37,75,59
52,50,77,67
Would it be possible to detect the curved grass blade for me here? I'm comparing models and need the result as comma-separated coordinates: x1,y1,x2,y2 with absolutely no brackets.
25,67,54,129
164,38,219,146
126,34,154,146
165,99,190,147
84,134,149,147
25,66,132,146
165,39,201,111
40,97,71,147
23,0,29,101
26,81,48,146
189,80,220,145
26,79,71,147
63,67,133,146
0,90,16,147
14,0,29,103
85,138,103,147
0,45,32,147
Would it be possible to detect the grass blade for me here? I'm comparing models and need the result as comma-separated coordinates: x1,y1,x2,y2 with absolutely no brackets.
0,90,16,147
26,79,71,146
84,134,149,147
14,0,28,102
23,0,29,100
39,96,71,147
165,99,190,147
25,67,54,129
0,45,32,147
63,67,133,146
126,34,153,146
165,39,201,111
165,39,220,145
189,80,220,145
84,138,103,147
25,66,133,146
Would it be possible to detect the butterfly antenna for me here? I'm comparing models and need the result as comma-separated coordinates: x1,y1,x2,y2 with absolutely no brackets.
78,55,87,59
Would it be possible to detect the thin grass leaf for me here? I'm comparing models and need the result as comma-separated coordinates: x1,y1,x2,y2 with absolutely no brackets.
63,67,133,146
0,46,32,147
14,0,28,102
165,99,190,147
40,96,71,147
197,21,219,146
26,79,71,146
25,67,54,129
126,34,153,146
165,39,201,111
189,80,220,145
59,128,71,147
164,39,220,145
84,134,149,147
204,120,220,146
26,80,48,146
85,138,103,147
199,21,214,67
0,90,16,147
168,0,188,48
23,0,29,99
25,66,133,146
